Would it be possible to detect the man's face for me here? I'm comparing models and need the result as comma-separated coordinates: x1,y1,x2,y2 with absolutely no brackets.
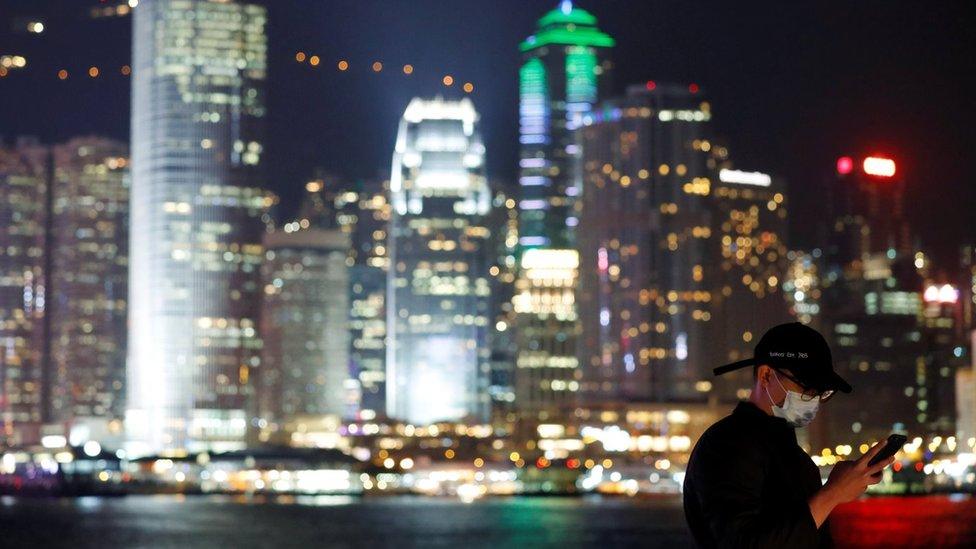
759,365,814,407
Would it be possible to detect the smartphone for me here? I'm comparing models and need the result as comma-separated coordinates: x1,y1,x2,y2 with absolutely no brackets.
867,433,907,466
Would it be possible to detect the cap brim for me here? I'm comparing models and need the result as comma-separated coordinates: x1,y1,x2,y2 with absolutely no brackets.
823,369,853,393
713,357,757,376
795,365,853,394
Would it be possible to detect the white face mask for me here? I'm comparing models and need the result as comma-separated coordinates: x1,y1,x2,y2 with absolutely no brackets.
765,371,819,428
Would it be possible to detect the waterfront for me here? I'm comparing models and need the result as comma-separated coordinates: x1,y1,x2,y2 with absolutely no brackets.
1,494,975,548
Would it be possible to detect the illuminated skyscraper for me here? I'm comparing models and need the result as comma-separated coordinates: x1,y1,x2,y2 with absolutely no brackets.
577,83,715,403
512,248,580,418
514,1,613,421
127,0,271,455
297,176,391,415
0,139,48,447
708,160,792,401
518,0,614,249
49,137,129,428
816,156,928,447
962,245,976,333
387,97,491,425
259,228,350,431
486,188,519,423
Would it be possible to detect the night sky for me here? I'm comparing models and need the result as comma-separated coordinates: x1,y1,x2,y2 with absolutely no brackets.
1,0,972,268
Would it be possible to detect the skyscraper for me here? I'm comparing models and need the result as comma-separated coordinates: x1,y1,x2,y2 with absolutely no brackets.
708,160,792,401
127,0,271,456
387,97,491,425
486,188,519,424
259,228,351,432
49,137,129,431
331,180,390,417
577,83,715,403
514,1,613,420
518,0,614,249
0,139,48,447
817,156,927,447
295,175,391,416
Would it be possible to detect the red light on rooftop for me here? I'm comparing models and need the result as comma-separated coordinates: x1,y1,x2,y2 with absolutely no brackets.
688,83,700,94
645,80,656,91
863,156,896,178
836,156,853,175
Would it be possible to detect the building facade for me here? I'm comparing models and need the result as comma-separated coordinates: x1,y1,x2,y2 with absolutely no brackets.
386,97,491,425
514,1,613,421
708,163,792,401
518,0,614,249
294,175,391,416
816,157,926,447
577,83,716,404
0,139,49,447
259,229,350,431
48,137,129,431
127,0,272,455
486,188,519,425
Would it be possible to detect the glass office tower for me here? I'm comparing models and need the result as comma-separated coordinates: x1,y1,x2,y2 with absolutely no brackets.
387,98,491,425
577,84,716,403
518,0,613,249
0,139,49,447
49,138,129,429
127,0,271,456
259,228,350,429
514,1,613,420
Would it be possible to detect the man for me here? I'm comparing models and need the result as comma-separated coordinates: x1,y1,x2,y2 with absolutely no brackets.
683,322,896,548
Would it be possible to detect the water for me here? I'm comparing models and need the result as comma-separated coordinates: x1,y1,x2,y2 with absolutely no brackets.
1,494,974,548
0,494,692,548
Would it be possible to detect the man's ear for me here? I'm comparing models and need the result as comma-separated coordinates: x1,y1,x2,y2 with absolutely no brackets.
755,364,772,385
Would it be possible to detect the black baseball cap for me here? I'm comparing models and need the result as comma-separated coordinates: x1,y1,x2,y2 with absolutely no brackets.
713,322,852,393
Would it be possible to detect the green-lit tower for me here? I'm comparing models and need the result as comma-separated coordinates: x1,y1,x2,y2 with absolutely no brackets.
518,0,614,250
512,2,613,424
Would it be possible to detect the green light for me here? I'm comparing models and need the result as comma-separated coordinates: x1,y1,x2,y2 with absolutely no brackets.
520,5,614,52
520,28,615,52
519,58,547,101
565,46,597,104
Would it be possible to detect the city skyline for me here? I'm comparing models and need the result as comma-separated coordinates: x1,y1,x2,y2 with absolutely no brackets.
0,0,972,267
1,3,975,547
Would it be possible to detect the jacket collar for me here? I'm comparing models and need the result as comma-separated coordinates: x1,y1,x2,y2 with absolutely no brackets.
734,400,795,436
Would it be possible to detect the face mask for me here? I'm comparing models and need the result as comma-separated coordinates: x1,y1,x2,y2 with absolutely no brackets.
765,371,819,428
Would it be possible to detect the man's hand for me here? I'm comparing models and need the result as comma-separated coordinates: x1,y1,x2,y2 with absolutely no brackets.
807,441,895,527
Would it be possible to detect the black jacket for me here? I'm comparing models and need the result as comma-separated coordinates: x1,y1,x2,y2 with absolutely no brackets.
683,401,832,548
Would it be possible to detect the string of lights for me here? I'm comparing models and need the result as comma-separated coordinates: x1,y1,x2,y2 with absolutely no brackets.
0,50,476,93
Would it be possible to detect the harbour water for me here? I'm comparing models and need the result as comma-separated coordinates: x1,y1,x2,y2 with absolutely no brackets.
2,494,975,548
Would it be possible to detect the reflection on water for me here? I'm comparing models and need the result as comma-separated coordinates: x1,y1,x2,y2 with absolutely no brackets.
0,494,973,548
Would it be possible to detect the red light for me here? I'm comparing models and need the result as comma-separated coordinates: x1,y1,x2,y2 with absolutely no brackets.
863,156,896,178
914,462,924,472
893,461,903,472
566,458,580,469
836,156,853,175
688,83,699,93
536,457,549,469
645,80,656,91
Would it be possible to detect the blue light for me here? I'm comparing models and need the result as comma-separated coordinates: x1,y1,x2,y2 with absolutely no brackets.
561,0,573,15
520,199,548,210
520,236,549,246
519,176,548,186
